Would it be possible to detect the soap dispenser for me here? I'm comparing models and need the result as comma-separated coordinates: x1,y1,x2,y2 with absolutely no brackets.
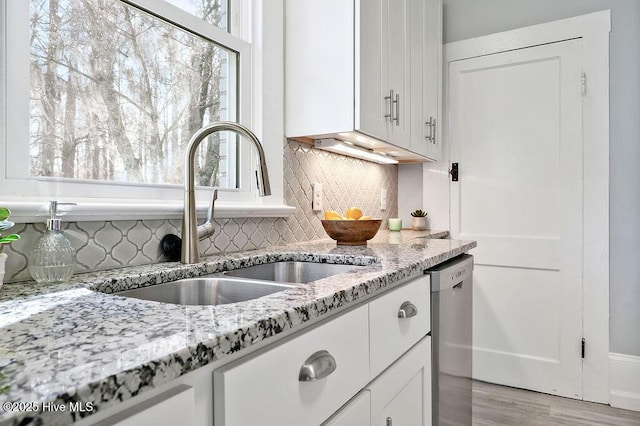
29,201,77,283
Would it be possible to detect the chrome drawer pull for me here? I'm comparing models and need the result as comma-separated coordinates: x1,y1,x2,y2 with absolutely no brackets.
393,93,400,125
397,301,418,318
298,350,337,382
425,116,436,143
384,90,394,122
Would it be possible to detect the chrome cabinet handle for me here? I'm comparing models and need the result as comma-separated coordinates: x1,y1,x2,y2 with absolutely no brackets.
298,350,337,382
384,90,394,122
394,93,400,125
425,117,432,141
386,417,393,426
432,117,437,143
398,301,418,318
425,117,436,143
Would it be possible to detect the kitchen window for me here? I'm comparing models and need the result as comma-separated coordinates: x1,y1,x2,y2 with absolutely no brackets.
30,0,240,188
1,0,284,219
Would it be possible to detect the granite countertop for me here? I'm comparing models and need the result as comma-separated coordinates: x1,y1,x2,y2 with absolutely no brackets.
0,230,475,425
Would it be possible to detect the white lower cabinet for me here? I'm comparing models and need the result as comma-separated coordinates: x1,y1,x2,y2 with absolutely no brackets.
85,275,432,426
214,274,432,426
325,336,432,426
323,391,371,426
368,337,432,426
369,275,430,377
213,305,370,426
92,385,195,426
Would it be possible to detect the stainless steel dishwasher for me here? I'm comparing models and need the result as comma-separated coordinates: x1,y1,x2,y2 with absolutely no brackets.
429,254,473,426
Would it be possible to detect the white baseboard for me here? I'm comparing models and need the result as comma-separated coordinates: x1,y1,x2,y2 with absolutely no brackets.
610,353,640,412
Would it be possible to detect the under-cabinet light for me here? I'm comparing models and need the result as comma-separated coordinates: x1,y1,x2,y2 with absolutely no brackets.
314,139,399,165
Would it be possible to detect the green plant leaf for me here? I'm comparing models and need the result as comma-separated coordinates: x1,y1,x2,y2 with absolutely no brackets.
0,208,10,222
0,234,20,244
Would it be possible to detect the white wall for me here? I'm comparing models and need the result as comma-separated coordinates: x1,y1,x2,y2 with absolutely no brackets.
398,164,423,228
440,0,640,357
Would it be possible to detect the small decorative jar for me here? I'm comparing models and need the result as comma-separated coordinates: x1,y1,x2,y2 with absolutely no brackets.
388,218,402,232
411,217,427,231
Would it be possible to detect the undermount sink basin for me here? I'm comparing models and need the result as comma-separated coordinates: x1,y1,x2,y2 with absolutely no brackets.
224,261,364,284
116,277,295,306
115,261,364,306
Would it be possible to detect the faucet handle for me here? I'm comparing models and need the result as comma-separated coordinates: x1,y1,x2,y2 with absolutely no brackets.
197,188,217,241
206,189,218,224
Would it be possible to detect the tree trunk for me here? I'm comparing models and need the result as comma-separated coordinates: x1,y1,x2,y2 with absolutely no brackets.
40,0,62,177
61,72,77,178
123,7,163,183
84,0,143,182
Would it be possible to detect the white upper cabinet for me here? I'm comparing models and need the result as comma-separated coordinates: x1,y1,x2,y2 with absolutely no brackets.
409,0,442,159
422,0,443,161
286,0,442,162
357,0,388,140
358,0,411,148
385,0,412,147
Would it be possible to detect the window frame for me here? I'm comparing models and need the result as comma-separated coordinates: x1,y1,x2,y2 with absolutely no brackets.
0,0,290,222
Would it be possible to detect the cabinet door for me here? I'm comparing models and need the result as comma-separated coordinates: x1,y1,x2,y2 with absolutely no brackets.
423,0,442,161
409,0,442,159
368,337,432,426
357,0,390,140
386,0,411,148
409,0,428,157
323,391,371,426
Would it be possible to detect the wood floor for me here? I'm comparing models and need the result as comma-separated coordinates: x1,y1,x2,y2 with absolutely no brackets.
472,381,640,426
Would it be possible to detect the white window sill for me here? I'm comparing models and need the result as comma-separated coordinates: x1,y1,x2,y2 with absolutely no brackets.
3,200,295,223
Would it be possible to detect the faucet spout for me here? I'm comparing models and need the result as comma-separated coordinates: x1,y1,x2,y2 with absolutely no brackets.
182,122,272,264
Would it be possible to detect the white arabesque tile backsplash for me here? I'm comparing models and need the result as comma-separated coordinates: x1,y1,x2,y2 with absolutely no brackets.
2,140,398,282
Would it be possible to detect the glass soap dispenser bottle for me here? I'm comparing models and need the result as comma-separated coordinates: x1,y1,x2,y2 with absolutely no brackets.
29,201,77,283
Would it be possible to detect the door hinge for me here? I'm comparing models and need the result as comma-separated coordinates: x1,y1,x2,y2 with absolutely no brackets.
450,163,459,181
581,337,586,359
580,72,587,96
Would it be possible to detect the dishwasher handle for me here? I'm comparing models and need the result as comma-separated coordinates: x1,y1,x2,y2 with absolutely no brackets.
428,254,474,292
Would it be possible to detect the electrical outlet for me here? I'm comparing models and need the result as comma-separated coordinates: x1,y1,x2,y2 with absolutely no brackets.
380,189,387,210
312,183,323,212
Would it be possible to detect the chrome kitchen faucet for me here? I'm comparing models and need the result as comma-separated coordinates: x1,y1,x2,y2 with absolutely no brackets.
181,122,272,264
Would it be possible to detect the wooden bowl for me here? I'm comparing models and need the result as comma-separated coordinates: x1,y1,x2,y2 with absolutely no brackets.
321,219,382,245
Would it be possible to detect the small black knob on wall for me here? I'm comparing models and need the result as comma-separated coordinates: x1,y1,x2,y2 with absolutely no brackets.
161,234,182,261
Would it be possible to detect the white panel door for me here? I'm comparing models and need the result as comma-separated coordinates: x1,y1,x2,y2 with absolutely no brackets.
449,39,583,399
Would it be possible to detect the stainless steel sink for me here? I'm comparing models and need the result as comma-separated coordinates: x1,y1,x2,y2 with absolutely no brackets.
116,277,295,306
224,261,364,284
115,261,364,306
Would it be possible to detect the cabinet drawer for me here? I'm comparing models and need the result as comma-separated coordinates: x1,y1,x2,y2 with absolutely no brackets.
214,305,369,426
93,385,194,426
369,275,430,377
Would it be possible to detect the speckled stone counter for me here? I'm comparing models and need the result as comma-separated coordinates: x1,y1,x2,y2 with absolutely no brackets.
0,229,474,425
